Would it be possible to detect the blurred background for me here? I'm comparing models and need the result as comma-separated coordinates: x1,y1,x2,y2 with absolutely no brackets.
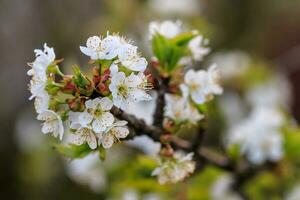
1,0,300,199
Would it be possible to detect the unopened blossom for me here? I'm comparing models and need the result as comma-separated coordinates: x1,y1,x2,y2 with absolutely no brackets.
149,20,182,39
164,94,203,124
211,175,242,200
152,152,195,184
80,35,121,60
37,109,64,140
99,120,129,149
181,64,223,104
109,71,152,110
227,107,284,164
78,97,115,133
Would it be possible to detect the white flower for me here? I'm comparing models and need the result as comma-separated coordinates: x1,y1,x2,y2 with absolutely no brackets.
210,51,250,80
68,111,98,149
181,64,223,104
78,97,115,133
80,35,121,60
28,43,55,113
149,20,182,39
152,152,195,184
188,35,210,61
27,43,55,82
99,120,129,149
227,107,284,164
149,0,201,16
109,72,152,110
211,175,242,200
37,109,64,140
72,126,98,149
34,91,50,113
246,76,291,110
164,94,203,124
117,43,148,72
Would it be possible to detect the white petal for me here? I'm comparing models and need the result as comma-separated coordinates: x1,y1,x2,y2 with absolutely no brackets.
191,91,206,104
87,133,97,149
113,127,129,139
101,134,114,149
125,73,142,87
72,132,86,146
78,112,93,126
92,112,114,133
85,99,97,109
127,58,147,72
41,121,56,134
129,89,152,102
109,63,119,75
113,120,128,127
80,46,93,57
99,97,113,110
86,36,101,49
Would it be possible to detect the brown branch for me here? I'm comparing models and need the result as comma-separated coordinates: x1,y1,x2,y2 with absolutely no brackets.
153,77,169,128
111,106,163,141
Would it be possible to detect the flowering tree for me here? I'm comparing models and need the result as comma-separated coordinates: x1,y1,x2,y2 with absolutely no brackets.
27,20,299,199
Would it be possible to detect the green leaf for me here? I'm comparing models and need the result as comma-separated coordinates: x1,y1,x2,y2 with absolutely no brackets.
151,33,169,66
151,32,194,74
170,32,196,46
283,128,300,163
53,143,94,159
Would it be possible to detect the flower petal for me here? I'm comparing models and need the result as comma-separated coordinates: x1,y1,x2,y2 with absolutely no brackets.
78,112,93,126
87,133,97,149
99,97,113,110
92,112,114,133
113,127,129,139
101,134,114,149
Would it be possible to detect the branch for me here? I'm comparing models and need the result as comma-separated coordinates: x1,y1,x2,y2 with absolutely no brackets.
153,77,169,128
111,106,162,141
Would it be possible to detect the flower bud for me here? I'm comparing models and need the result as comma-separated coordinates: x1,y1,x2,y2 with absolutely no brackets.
163,119,176,132
72,66,94,96
61,75,77,94
67,97,85,112
159,145,174,157
94,69,111,96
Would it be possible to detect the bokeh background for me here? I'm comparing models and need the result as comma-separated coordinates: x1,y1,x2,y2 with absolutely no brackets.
1,0,300,199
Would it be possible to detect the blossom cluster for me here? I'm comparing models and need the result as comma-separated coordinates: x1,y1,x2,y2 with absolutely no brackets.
27,20,224,185
28,33,153,150
148,21,223,184
227,99,284,165
152,152,196,184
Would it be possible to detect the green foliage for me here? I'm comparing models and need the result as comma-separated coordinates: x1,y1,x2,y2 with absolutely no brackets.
244,172,282,200
187,166,222,200
151,32,195,73
283,128,300,164
53,143,95,159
